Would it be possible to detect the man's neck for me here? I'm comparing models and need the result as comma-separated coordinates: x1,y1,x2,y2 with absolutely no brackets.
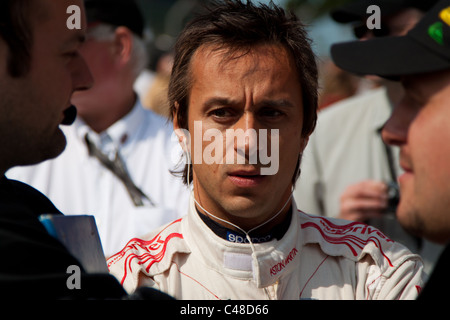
197,205,292,243
194,197,293,235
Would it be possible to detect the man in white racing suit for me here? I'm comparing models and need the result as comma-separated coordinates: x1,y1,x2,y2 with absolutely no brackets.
108,195,423,299
107,0,424,300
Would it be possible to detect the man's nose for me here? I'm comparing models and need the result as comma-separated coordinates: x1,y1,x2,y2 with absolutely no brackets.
234,112,259,158
381,100,411,147
72,55,94,92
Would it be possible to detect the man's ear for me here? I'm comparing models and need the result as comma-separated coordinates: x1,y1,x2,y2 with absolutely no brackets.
172,101,180,131
113,26,133,66
172,102,189,150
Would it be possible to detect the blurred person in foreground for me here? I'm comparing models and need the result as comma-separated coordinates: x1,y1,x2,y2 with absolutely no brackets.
293,0,443,273
331,0,450,299
7,0,190,257
0,0,128,299
108,0,424,300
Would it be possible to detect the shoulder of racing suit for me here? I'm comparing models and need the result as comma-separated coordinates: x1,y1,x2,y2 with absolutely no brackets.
297,210,420,277
107,218,189,290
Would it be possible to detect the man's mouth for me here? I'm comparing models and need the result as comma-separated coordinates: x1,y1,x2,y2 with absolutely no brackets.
398,152,414,184
400,164,413,173
399,155,413,174
399,148,414,172
227,169,266,187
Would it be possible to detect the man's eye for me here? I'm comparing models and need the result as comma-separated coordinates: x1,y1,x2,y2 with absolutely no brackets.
259,108,284,118
210,108,233,118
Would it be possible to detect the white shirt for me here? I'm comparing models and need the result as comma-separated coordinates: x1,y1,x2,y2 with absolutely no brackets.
7,100,190,256
108,194,424,300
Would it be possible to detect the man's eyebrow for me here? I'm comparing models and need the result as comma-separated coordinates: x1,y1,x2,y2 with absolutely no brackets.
258,99,295,108
402,77,422,96
202,98,296,110
203,97,238,108
401,77,413,90
62,32,86,48
73,33,86,44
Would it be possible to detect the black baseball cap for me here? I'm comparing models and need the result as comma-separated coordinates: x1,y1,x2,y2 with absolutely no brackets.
331,0,450,79
332,0,440,23
84,0,144,37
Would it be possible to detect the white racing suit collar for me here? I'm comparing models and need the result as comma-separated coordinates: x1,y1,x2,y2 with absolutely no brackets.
183,194,301,288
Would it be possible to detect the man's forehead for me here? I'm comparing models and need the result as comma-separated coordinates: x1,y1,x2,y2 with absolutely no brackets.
191,43,292,74
402,69,450,91
33,0,87,40
401,69,450,105
191,44,246,69
34,0,86,24
195,43,289,59
27,0,50,23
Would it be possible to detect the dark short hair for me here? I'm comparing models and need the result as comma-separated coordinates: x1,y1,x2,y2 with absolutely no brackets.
169,0,318,185
0,0,34,77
